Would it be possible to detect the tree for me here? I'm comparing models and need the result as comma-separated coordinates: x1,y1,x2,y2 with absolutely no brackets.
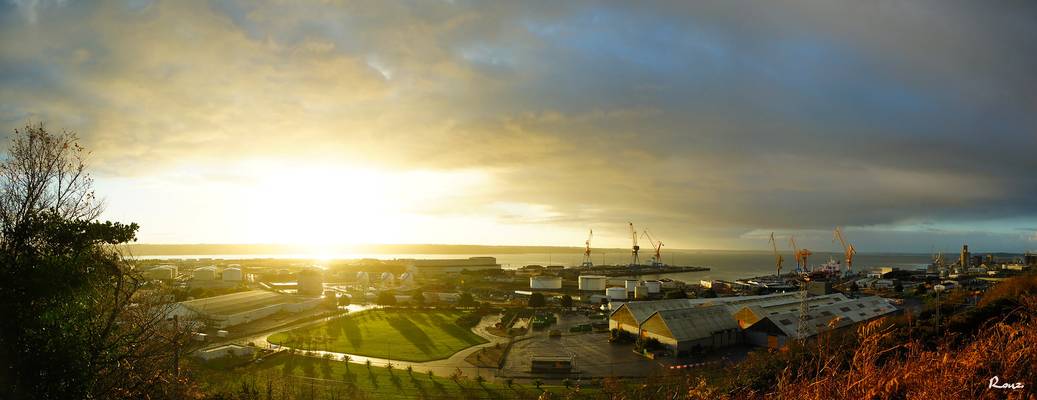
377,291,397,306
894,282,904,293
0,123,198,399
528,292,547,308
412,291,425,307
849,281,860,294
458,292,476,307
338,294,351,307
560,294,573,308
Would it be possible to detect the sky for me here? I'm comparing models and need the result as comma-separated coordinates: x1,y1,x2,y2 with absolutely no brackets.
1,0,1036,253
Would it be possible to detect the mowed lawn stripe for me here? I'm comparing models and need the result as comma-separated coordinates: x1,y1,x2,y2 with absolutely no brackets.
268,310,488,362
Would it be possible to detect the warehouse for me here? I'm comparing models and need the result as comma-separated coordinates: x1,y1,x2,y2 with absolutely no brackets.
744,297,898,348
609,292,800,335
639,305,741,353
168,290,321,328
731,293,851,328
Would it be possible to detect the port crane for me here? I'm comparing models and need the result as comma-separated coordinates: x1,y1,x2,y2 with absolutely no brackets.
581,229,594,268
769,232,784,276
789,236,812,273
833,227,856,276
628,222,641,267
640,229,665,267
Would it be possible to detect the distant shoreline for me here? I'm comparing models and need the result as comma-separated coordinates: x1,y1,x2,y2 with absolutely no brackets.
120,243,941,257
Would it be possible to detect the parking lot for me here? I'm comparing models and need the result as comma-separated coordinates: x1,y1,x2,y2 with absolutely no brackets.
499,312,664,379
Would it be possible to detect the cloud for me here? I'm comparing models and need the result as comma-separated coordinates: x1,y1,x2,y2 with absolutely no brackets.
2,0,1036,250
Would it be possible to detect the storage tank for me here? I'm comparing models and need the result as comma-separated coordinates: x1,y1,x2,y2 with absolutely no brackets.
147,265,176,280
530,275,563,290
193,266,216,280
399,272,415,287
624,279,639,293
380,272,395,287
356,272,370,287
606,287,628,300
634,284,648,299
644,280,662,294
578,275,607,291
222,267,243,281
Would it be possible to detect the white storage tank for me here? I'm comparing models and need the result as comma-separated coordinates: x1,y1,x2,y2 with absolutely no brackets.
380,272,395,287
634,284,648,299
356,271,370,287
193,266,216,281
578,275,607,291
644,280,662,294
624,279,639,293
530,275,563,290
606,287,628,300
399,272,415,287
147,265,176,280
222,267,243,281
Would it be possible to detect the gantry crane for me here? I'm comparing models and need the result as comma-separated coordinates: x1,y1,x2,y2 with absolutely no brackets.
640,229,665,267
628,222,641,267
833,227,856,276
789,236,812,273
769,232,784,276
581,229,594,268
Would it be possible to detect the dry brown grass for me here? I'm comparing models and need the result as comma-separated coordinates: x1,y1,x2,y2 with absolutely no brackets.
762,296,1037,400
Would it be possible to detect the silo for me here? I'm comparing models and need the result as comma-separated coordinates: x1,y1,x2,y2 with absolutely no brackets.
578,275,607,291
606,287,628,300
222,267,243,281
356,272,370,287
624,279,639,293
644,280,662,294
530,275,563,290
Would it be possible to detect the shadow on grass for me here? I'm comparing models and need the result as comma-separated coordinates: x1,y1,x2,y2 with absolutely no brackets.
386,316,436,356
428,313,486,346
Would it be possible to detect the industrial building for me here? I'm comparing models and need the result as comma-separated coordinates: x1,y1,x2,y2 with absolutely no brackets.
168,290,321,328
609,292,896,353
193,266,217,280
385,257,502,275
222,267,243,282
744,296,897,348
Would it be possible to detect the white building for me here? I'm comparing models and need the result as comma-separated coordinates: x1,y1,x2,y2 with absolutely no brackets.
222,267,243,282
168,290,321,329
193,266,217,280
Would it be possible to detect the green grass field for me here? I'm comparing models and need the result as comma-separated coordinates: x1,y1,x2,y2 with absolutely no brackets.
193,352,595,400
268,309,488,362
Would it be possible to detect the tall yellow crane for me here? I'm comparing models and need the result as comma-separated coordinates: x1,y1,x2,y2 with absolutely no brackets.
769,232,784,276
833,227,856,276
628,222,641,267
789,236,812,273
640,229,665,267
581,229,594,267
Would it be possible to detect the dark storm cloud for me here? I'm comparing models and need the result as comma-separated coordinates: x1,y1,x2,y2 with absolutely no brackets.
1,0,1035,250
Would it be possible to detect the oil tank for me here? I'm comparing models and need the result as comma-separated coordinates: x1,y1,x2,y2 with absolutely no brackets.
530,275,563,290
193,266,216,280
606,287,628,300
578,275,607,291
644,280,661,294
624,279,639,293
380,272,395,287
356,271,370,287
222,267,242,281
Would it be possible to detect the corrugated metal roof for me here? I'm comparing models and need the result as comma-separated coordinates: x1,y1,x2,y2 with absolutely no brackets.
754,297,898,339
648,305,739,342
611,292,803,324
